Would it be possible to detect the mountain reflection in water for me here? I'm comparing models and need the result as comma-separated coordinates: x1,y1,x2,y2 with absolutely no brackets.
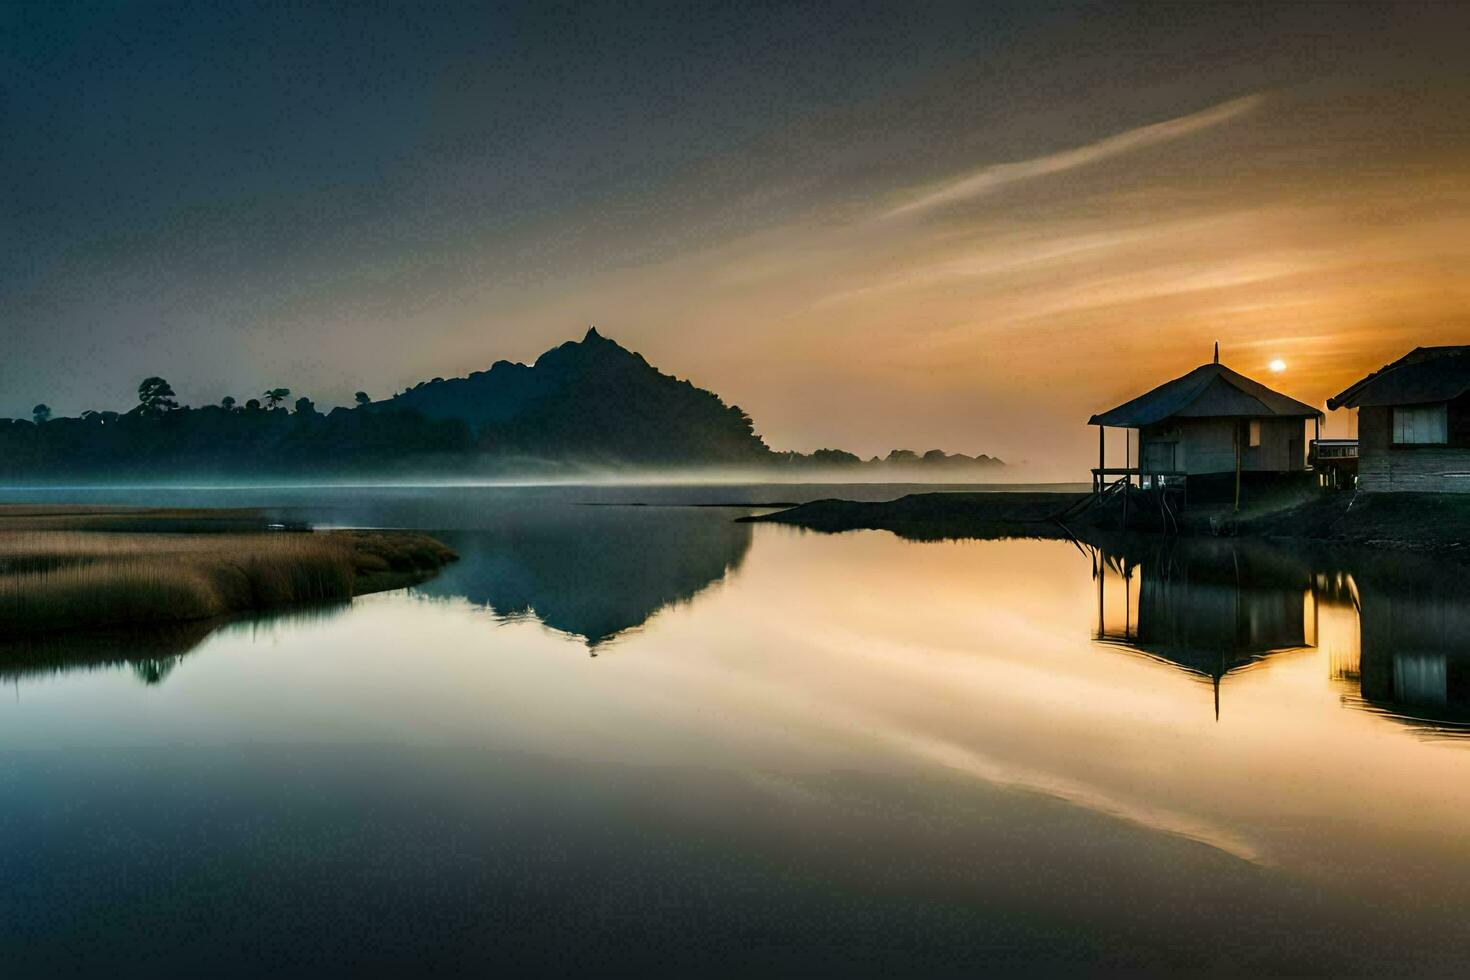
0,507,750,681
414,506,752,648
1091,536,1470,738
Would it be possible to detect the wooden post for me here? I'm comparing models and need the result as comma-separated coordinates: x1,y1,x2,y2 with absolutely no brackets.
1122,429,1130,526
1097,425,1105,495
1312,416,1320,485
1124,559,1131,636
1138,429,1145,491
1096,556,1103,636
1234,421,1242,513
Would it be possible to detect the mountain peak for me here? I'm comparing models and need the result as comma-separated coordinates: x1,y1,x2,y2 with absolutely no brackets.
388,329,768,462
533,326,638,372
577,325,624,353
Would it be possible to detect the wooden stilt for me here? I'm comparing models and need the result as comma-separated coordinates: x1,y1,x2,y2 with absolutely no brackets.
1234,421,1242,513
1096,558,1104,636
1097,425,1105,495
1124,559,1131,635
1313,416,1320,472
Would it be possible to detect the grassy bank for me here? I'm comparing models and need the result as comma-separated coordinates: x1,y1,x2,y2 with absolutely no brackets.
0,507,456,636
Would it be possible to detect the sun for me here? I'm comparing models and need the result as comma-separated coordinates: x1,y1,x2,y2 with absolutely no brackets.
1268,358,1287,373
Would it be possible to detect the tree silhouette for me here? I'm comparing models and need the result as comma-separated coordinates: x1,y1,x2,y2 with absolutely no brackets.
32,403,51,424
294,396,317,415
263,387,290,410
137,377,178,414
220,396,237,411
354,391,370,407
244,398,261,411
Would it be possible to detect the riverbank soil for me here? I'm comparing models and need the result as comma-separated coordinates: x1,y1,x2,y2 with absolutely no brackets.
739,492,1085,541
1239,491,1470,558
749,488,1470,558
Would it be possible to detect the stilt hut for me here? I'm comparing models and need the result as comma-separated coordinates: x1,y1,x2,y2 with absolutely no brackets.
1326,345,1470,493
1089,346,1322,508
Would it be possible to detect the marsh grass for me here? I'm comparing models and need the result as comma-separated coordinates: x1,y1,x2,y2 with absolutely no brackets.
0,525,456,636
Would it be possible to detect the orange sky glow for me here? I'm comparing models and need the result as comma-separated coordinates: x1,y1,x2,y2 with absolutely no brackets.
478,83,1468,474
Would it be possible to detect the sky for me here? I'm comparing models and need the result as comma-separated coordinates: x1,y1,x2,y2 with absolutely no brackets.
3,1,1468,470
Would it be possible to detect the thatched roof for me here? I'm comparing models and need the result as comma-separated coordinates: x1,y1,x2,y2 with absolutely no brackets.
1089,362,1321,427
1327,346,1470,410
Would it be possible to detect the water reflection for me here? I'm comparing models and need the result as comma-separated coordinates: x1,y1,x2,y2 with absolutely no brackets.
0,506,752,680
1352,580,1470,738
1093,540,1311,689
1091,536,1470,738
8,490,1470,749
10,499,1470,972
0,602,351,687
0,621,218,686
416,506,752,647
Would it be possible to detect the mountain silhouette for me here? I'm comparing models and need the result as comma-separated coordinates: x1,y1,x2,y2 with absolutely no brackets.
389,328,768,464
0,327,1003,476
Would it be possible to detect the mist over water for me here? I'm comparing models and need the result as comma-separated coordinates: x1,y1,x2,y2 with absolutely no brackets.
0,463,1085,494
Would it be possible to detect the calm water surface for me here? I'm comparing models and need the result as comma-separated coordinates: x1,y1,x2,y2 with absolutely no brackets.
3,485,1469,975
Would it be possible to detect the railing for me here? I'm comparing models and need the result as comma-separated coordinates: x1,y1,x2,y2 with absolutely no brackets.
1089,467,1188,494
1309,439,1359,464
1309,439,1358,489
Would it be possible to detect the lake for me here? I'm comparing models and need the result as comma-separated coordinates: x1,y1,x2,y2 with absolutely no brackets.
3,484,1470,976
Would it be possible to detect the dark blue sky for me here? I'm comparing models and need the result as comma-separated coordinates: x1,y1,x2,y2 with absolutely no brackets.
3,2,1466,459
4,3,1028,402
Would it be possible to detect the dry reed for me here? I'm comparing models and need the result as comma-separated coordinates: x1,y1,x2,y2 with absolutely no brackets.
0,527,455,636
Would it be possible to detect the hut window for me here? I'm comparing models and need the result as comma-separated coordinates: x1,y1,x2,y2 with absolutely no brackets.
1248,420,1261,447
1392,404,1448,445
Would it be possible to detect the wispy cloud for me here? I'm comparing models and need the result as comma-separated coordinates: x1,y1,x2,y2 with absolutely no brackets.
882,94,1264,219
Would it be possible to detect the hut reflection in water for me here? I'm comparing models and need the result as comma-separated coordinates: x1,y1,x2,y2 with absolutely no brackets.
1091,539,1312,717
1090,538,1470,737
1353,585,1470,737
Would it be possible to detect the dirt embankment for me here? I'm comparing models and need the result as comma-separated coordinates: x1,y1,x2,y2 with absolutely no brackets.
744,489,1470,558
1235,492,1470,559
739,492,1085,541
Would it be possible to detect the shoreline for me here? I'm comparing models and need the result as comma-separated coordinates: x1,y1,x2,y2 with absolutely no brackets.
738,491,1080,541
742,490,1470,560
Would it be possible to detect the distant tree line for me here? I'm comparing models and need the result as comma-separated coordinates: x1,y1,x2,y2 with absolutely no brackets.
0,377,471,479
769,447,1004,471
1,334,1005,479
